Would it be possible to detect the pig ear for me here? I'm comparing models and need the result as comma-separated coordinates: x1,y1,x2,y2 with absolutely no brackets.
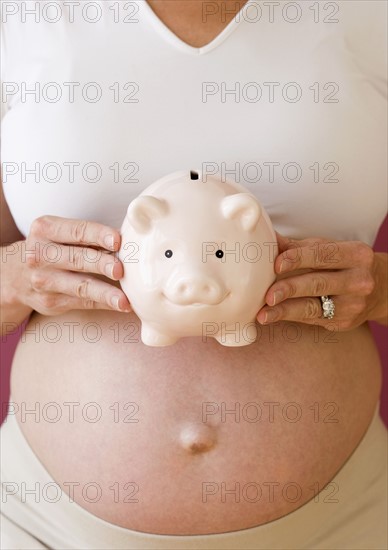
220,193,261,232
126,195,168,234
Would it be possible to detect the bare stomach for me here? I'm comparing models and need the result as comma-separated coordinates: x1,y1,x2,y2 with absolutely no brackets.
10,309,382,535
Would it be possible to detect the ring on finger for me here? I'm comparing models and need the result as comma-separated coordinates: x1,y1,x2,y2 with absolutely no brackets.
320,295,335,319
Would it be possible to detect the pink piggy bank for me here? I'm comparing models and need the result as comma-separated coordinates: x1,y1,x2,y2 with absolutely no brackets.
118,170,278,347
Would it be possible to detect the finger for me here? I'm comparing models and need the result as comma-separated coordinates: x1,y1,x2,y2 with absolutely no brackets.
275,240,374,274
35,293,130,314
30,270,131,312
257,296,338,326
274,232,323,254
275,231,297,254
30,216,121,251
265,269,359,306
28,243,123,280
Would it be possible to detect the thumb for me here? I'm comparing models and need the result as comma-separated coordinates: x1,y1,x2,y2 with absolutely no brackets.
275,231,296,253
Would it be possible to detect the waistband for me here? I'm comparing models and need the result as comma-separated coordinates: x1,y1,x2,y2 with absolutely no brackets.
1,401,387,550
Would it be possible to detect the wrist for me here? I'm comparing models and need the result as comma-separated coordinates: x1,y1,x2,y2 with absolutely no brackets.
368,252,388,325
1,242,34,332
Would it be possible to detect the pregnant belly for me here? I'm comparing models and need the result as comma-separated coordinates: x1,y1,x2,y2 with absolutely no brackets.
10,310,382,535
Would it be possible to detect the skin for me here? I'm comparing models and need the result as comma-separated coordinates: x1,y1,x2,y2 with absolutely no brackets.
258,232,388,329
1,0,387,536
145,0,249,48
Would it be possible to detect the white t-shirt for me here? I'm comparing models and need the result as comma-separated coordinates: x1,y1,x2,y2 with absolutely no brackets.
1,0,387,245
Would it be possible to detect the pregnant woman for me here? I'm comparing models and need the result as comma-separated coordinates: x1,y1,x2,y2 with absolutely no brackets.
1,1,387,548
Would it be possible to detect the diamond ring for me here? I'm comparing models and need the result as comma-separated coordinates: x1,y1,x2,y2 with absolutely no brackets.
321,295,335,319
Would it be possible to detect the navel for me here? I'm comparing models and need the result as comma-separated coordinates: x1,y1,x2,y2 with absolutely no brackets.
179,423,217,454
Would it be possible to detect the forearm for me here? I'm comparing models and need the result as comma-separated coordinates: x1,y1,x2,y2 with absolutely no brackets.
368,252,388,326
0,241,34,336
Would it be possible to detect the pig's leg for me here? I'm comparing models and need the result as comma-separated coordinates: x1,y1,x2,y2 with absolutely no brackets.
214,334,252,347
141,323,179,347
214,322,257,347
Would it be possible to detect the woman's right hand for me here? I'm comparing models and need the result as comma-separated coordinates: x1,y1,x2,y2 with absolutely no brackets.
13,215,132,316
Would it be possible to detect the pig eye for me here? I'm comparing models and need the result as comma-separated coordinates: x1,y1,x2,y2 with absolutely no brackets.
165,249,173,258
215,249,224,259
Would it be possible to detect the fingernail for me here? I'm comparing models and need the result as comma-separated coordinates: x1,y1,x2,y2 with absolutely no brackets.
110,295,121,309
265,308,279,323
272,290,284,305
257,312,267,324
104,234,116,251
105,263,114,278
257,311,268,324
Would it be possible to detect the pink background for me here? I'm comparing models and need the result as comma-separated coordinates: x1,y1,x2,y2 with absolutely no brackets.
1,217,387,426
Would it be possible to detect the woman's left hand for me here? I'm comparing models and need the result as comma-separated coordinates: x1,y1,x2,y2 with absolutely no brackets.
257,232,388,330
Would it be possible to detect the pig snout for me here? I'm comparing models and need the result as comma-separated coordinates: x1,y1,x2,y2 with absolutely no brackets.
164,275,227,306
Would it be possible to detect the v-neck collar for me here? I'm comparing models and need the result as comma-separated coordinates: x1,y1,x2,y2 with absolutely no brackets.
141,0,255,56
